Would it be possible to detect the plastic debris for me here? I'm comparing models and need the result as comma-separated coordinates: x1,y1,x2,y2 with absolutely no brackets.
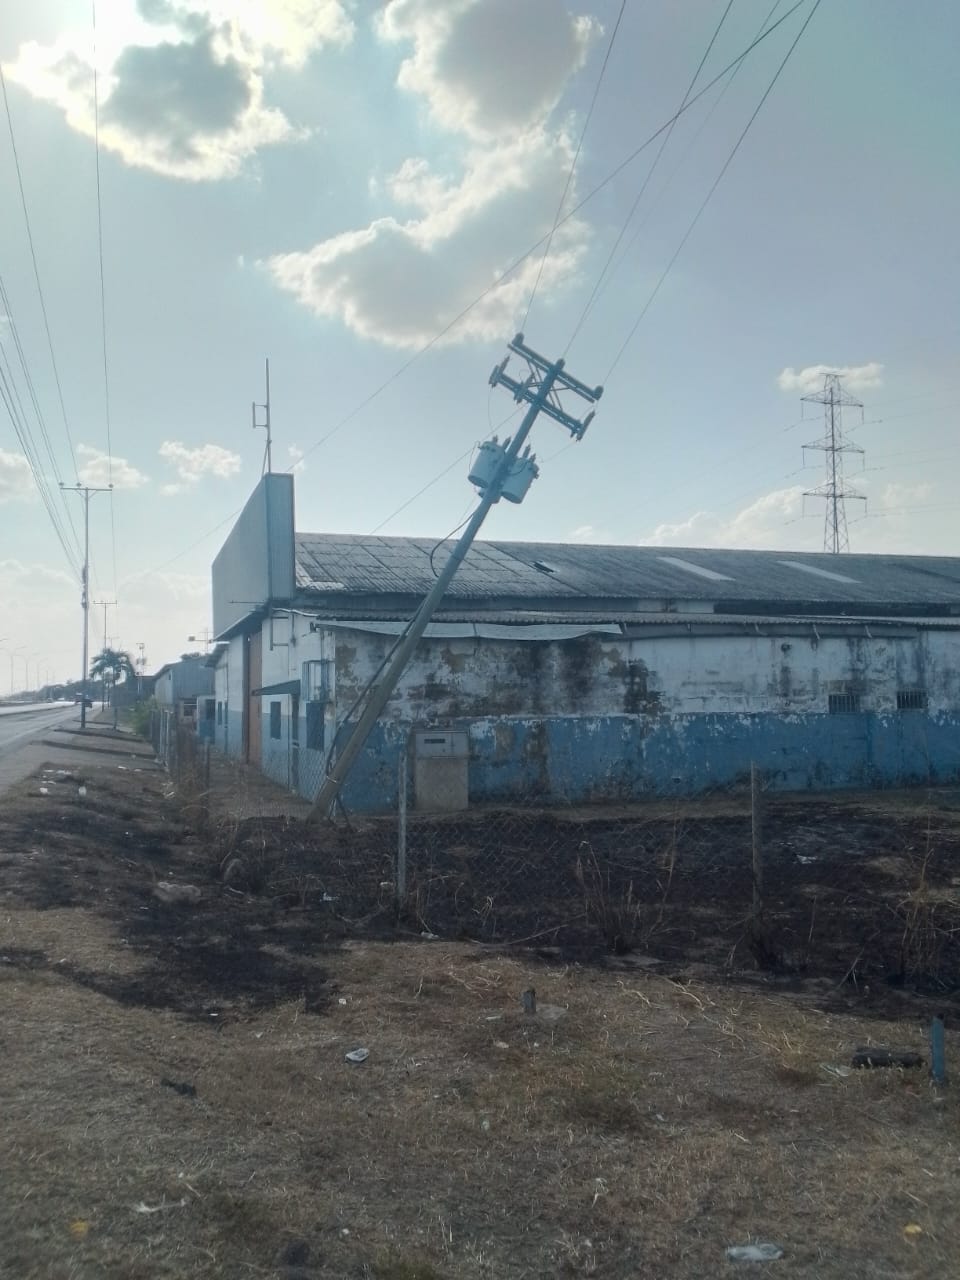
537,1002,567,1023
521,988,537,1014
77,786,87,799
338,997,348,1006
38,787,49,795
69,1219,90,1239
153,882,202,906
345,1048,369,1064
420,930,439,940
726,1243,784,1262
819,1063,852,1078
903,1223,924,1241
133,1198,187,1215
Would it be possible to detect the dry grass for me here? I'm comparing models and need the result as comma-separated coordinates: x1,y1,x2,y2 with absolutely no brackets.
3,759,960,1277
2,934,959,1279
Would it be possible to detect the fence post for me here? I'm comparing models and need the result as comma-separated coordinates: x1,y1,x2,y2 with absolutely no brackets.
397,751,407,910
201,742,212,830
750,762,763,927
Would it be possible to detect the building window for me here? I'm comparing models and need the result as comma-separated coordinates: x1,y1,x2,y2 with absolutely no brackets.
828,692,861,714
216,701,223,725
306,701,324,751
897,689,928,712
204,698,216,722
270,701,282,739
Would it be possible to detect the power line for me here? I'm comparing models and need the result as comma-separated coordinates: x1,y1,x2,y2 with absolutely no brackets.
369,405,522,535
368,449,474,535
0,63,81,483
568,1,789,351
91,0,118,596
371,3,819,540
0,275,81,562
0,339,81,576
604,0,823,384
566,0,737,352
292,1,809,471
520,0,627,333
124,504,245,581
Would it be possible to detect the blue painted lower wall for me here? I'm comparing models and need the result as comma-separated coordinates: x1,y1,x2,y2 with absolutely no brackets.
215,709,960,812
338,711,960,813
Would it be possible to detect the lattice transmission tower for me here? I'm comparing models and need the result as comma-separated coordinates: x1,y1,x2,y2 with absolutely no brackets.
801,373,866,553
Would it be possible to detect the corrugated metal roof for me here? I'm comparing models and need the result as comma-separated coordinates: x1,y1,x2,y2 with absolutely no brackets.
294,534,960,609
300,608,960,632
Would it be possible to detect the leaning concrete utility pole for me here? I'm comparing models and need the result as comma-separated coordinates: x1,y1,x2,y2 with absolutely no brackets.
310,334,602,819
60,482,113,729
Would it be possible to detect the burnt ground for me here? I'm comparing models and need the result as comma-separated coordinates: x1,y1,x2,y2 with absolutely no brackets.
215,792,960,1015
0,759,341,1022
4,747,960,1021
3,743,960,1278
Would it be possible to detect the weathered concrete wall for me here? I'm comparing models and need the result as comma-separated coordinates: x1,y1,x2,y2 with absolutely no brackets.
233,616,960,810
214,636,245,760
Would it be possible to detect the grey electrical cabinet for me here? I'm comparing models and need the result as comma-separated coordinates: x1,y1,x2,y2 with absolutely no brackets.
413,730,469,812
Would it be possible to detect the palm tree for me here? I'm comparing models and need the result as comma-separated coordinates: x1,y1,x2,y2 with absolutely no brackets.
89,647,136,727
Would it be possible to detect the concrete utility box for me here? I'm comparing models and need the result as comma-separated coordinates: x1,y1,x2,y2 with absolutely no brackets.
413,729,469,812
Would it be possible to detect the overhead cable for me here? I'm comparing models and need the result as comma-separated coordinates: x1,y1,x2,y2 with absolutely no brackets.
91,0,119,596
520,0,628,332
565,0,737,351
0,63,81,483
292,0,809,470
604,0,823,383
0,339,81,576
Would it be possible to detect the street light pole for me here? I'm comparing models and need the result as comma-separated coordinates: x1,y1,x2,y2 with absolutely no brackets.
60,482,112,729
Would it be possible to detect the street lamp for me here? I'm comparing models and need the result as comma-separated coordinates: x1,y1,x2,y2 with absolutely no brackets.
10,647,25,696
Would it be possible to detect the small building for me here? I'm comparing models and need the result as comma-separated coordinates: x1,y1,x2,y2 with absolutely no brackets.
210,474,960,811
153,657,216,741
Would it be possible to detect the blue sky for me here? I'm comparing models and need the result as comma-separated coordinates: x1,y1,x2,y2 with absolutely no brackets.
0,0,958,685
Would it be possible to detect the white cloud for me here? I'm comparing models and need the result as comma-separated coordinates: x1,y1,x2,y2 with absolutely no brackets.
877,480,934,510
568,523,611,543
287,444,306,474
378,0,598,139
159,440,242,494
266,129,590,347
638,474,949,556
777,363,885,395
0,557,76,596
192,0,354,68
77,444,149,489
121,567,209,604
0,0,353,180
639,486,808,550
265,0,599,346
0,449,34,504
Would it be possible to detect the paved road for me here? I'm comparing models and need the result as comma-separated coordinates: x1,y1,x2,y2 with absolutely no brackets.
0,704,82,794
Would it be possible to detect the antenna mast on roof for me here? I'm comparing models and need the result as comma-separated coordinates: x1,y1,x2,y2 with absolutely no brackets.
800,372,866,553
252,358,272,475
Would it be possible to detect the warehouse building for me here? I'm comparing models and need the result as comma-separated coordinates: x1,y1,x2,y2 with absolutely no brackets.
209,474,960,811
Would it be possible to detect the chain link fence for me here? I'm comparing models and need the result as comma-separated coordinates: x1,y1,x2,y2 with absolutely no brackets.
393,762,960,990
152,713,960,992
